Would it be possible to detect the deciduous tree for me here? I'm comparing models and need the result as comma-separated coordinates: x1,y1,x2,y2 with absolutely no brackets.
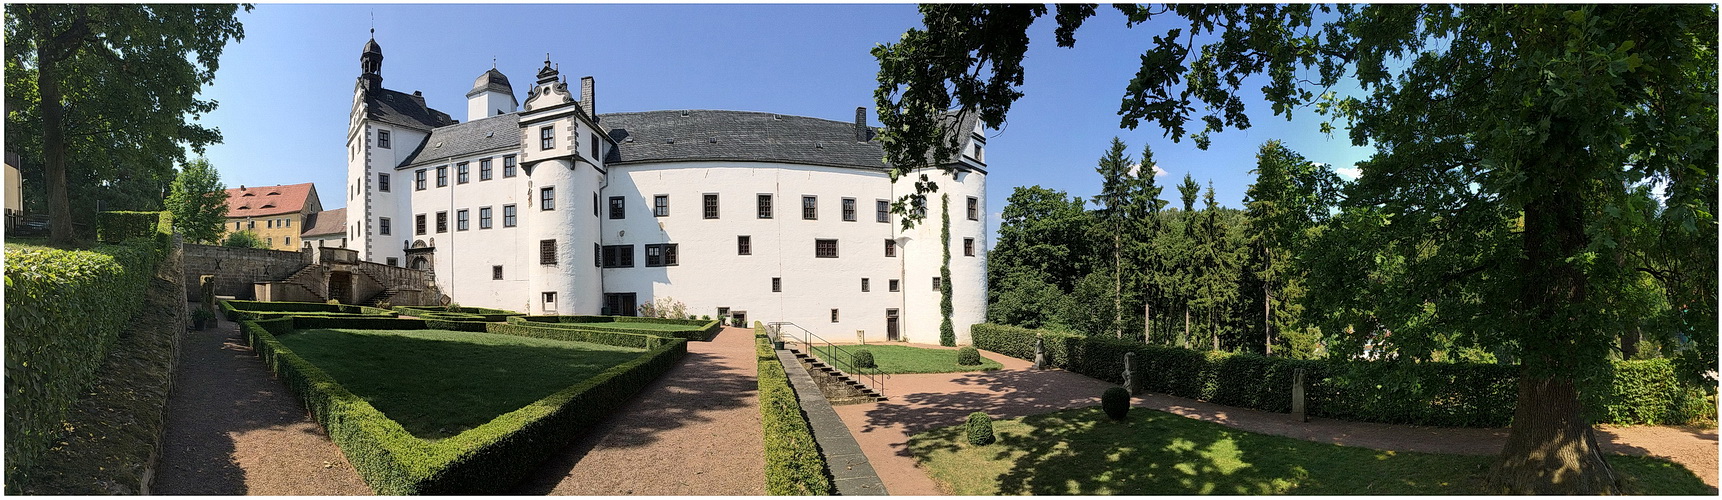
5,4,248,245
164,157,228,244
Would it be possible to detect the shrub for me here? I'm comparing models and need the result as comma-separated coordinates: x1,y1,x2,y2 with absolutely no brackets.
239,317,687,494
5,223,168,486
974,323,1708,428
965,412,995,446
756,328,834,495
1102,387,1131,420
486,322,668,349
956,346,983,366
853,349,876,369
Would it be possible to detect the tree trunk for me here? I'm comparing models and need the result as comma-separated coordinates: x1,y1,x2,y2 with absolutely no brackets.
1182,305,1190,349
1264,285,1273,356
1487,375,1619,494
1144,301,1151,344
1620,326,1640,360
1487,138,1618,494
1114,233,1123,339
38,37,73,246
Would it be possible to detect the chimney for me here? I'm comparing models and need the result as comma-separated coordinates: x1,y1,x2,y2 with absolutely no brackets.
854,107,868,142
411,90,426,107
580,76,596,119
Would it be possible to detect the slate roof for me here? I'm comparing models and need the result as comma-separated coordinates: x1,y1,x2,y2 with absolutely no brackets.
400,112,522,167
599,110,888,171
366,88,456,131
467,68,514,98
224,182,318,218
300,207,346,237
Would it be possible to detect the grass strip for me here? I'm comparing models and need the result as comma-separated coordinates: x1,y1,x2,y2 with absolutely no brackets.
908,406,1712,495
813,344,1001,374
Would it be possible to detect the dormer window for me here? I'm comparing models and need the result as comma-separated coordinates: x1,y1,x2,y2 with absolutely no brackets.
242,192,255,197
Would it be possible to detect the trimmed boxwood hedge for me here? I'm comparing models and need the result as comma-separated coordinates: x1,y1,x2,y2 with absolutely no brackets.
5,217,170,485
486,322,671,349
240,316,687,494
755,325,834,495
971,323,1711,428
220,300,398,321
393,306,523,323
510,315,723,342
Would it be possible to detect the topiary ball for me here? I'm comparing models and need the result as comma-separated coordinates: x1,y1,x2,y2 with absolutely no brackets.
966,411,995,446
853,349,876,369
956,346,983,366
1102,386,1131,421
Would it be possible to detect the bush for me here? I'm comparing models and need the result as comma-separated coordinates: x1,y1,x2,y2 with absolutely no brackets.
509,315,722,341
239,317,687,494
486,322,669,349
972,323,1709,428
853,349,876,369
755,327,834,495
1102,387,1131,420
956,346,983,366
965,412,995,446
5,221,169,486
95,211,172,244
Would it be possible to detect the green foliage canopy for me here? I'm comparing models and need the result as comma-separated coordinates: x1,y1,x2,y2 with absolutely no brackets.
164,157,228,244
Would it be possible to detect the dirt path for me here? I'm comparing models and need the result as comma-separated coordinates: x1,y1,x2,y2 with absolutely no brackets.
832,345,1720,494
153,313,371,495
513,326,766,495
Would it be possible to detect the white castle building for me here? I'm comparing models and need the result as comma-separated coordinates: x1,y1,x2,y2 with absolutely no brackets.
342,37,987,344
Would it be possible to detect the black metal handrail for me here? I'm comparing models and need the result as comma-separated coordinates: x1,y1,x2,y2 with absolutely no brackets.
768,321,886,398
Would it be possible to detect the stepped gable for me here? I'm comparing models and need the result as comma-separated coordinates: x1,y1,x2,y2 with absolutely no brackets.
600,110,888,171
399,112,522,167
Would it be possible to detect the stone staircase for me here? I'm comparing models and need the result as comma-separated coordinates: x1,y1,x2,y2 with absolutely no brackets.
789,347,884,405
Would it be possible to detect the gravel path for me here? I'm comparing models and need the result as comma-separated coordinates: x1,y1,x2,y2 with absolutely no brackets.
832,345,1719,494
513,326,766,495
153,313,371,495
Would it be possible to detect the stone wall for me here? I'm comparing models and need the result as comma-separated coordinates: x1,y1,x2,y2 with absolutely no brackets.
182,244,310,300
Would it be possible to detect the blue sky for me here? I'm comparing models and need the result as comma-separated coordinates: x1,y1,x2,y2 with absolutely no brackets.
195,4,1374,235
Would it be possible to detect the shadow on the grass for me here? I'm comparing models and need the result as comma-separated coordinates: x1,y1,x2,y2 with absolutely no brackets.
854,368,1114,439
512,327,758,494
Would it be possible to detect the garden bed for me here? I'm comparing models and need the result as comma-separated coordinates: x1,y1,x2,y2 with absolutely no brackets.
814,344,1002,374
510,315,723,341
220,300,397,321
908,406,1711,495
241,317,686,494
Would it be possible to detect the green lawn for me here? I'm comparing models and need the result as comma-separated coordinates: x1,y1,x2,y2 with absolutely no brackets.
813,344,1002,374
909,406,1711,495
277,328,644,440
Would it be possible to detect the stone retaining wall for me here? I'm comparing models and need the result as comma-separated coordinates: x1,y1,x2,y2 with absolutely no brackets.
182,244,309,300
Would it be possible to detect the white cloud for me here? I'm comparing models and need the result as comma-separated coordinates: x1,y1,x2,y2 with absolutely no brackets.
1335,167,1362,179
1128,163,1169,178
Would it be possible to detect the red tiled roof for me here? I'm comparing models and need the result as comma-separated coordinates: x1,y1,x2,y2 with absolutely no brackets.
300,208,347,237
224,182,317,218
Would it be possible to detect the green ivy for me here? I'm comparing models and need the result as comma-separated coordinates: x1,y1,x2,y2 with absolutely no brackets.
940,193,955,347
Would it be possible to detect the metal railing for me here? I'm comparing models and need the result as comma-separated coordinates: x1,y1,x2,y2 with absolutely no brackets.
769,321,886,398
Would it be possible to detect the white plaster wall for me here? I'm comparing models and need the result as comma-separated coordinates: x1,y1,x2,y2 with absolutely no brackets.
467,91,517,122
601,162,908,341
400,149,532,312
349,123,427,265
896,167,988,345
